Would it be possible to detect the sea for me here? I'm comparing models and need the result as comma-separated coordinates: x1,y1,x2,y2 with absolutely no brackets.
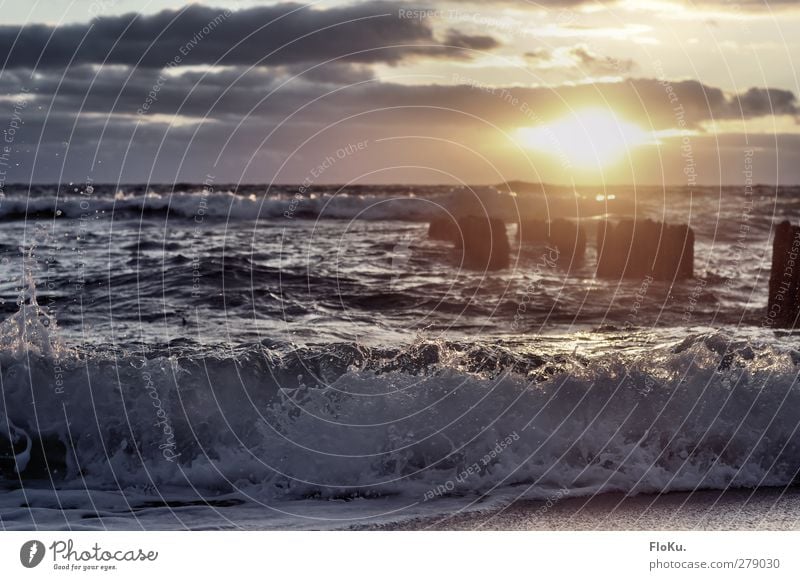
0,182,799,530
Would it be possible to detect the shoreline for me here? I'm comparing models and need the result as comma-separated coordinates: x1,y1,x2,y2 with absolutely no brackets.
355,487,800,531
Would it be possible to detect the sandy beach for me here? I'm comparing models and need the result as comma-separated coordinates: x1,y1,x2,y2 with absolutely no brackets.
359,488,800,531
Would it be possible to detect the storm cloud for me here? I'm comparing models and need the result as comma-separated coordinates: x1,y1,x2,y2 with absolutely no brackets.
0,2,499,70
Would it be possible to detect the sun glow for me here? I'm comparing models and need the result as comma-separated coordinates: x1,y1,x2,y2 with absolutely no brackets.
516,108,655,169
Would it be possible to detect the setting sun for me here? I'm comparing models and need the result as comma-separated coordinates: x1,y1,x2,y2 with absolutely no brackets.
516,108,654,169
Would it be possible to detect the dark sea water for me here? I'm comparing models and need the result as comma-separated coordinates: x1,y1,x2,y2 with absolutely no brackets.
1,182,799,530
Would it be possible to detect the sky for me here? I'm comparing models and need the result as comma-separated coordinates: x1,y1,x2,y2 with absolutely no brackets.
0,0,797,185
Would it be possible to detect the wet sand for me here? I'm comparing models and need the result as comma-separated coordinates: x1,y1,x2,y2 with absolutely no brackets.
358,488,800,531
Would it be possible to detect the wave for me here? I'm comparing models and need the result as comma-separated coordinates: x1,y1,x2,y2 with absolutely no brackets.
0,190,461,223
2,291,799,502
0,187,642,223
0,185,795,241
0,233,797,504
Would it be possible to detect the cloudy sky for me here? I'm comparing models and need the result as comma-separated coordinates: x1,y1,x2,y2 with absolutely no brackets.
0,0,797,185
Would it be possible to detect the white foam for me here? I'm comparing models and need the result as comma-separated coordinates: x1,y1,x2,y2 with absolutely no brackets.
0,329,797,503
0,188,558,222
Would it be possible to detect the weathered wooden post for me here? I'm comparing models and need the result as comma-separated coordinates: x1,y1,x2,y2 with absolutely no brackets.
428,217,459,242
596,219,693,281
517,219,548,243
766,221,800,328
457,215,510,270
548,219,586,263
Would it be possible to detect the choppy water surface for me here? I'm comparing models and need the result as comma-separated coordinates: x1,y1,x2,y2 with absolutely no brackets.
0,183,798,530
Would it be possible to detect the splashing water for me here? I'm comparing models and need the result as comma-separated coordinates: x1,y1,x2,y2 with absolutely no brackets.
0,239,66,358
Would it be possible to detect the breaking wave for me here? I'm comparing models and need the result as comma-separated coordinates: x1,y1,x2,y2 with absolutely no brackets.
2,301,799,502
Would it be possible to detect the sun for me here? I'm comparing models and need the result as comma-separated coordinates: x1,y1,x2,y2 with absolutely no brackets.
516,108,655,169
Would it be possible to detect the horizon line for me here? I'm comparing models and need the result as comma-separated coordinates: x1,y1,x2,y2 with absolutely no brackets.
1,181,789,188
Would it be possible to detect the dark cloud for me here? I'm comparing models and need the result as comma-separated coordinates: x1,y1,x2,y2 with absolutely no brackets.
734,87,798,117
283,63,376,86
337,78,798,130
8,106,799,185
524,49,550,60
440,29,499,51
524,44,635,75
6,65,797,129
1,69,795,186
0,2,500,70
568,45,635,75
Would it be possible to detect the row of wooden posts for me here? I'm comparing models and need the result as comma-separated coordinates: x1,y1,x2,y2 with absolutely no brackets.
427,215,800,329
428,215,694,279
